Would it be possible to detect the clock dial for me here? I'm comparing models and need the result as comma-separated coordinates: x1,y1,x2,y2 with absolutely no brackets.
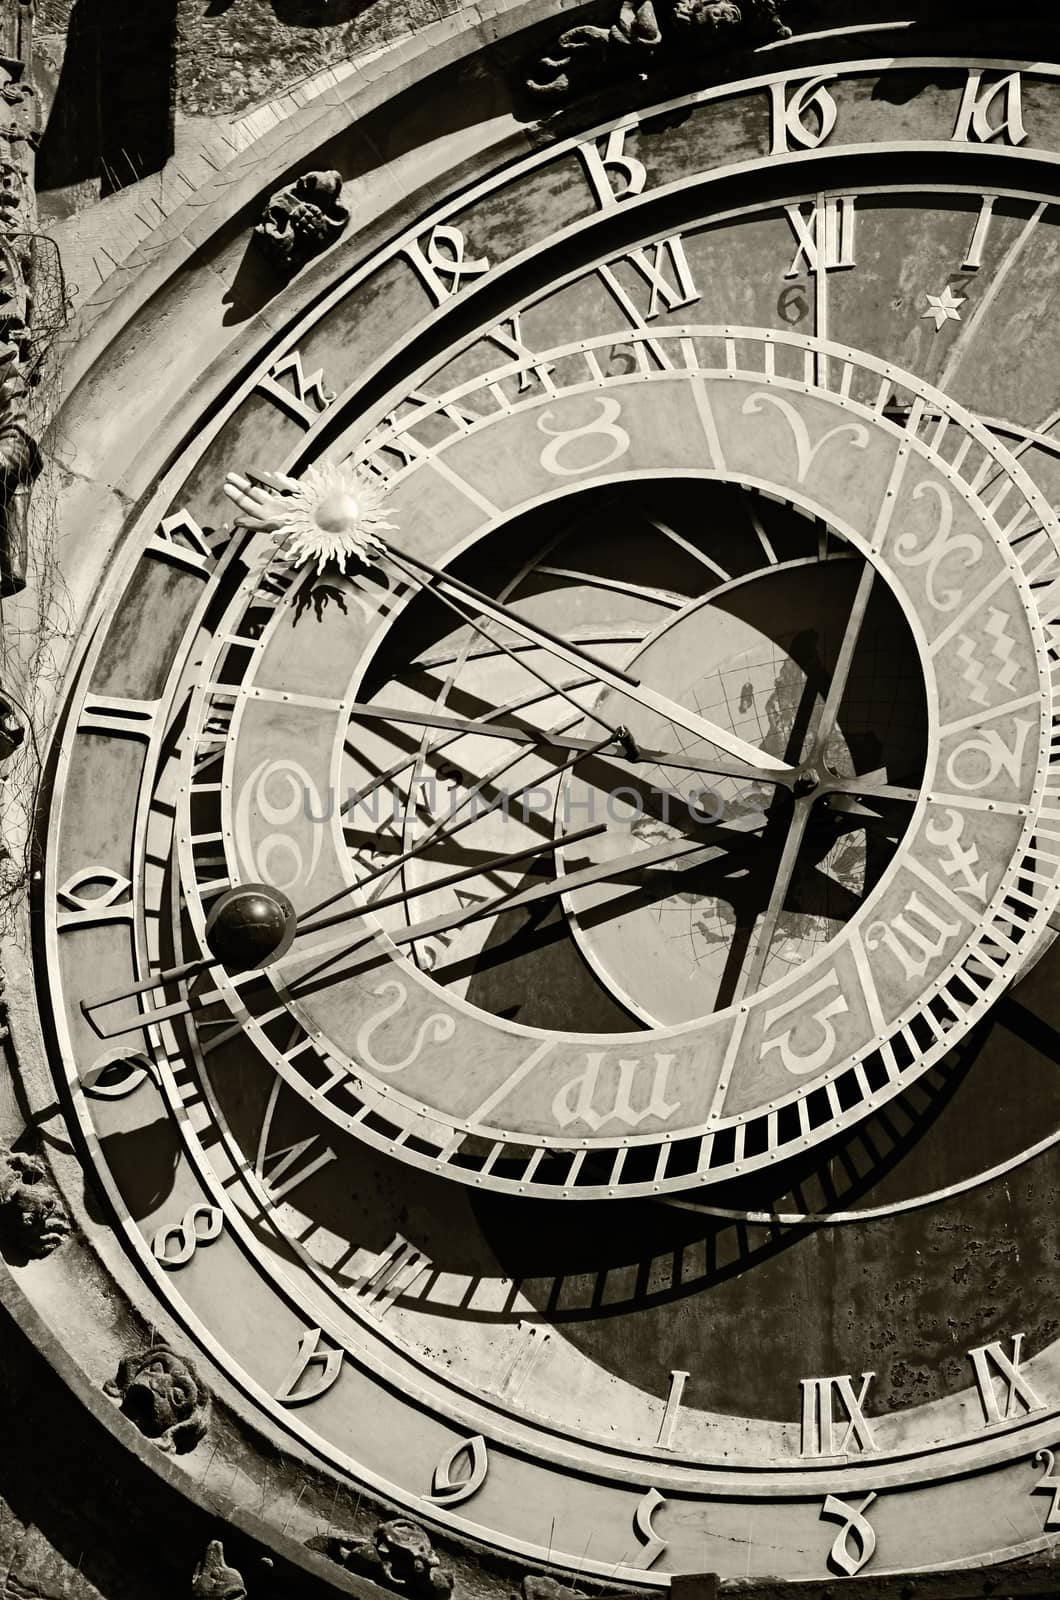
160,331,1055,1199
28,44,1060,1593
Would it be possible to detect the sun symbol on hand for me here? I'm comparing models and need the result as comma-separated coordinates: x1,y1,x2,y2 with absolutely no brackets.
223,461,396,574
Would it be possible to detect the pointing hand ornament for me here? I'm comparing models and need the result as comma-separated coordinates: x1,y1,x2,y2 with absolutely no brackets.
223,461,395,573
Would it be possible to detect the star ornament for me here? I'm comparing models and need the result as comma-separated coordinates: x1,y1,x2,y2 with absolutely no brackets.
223,461,396,574
922,285,966,331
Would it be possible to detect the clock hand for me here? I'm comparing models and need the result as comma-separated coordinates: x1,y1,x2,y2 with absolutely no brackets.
299,820,608,935
730,568,914,1000
226,470,791,772
316,725,622,925
79,817,613,1039
341,672,599,815
821,776,920,803
382,543,792,774
732,794,815,1002
346,700,794,786
383,546,627,743
809,562,876,757
286,810,769,992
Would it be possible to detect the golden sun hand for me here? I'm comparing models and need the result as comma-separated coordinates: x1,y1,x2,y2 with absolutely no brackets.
223,461,396,574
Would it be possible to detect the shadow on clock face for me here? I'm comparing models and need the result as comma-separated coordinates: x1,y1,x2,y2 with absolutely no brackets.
203,929,1060,1422
192,471,1057,1423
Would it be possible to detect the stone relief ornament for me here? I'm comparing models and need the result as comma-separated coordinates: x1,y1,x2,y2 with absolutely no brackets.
0,1148,70,1258
191,1541,247,1600
0,689,24,759
0,58,43,599
103,1336,211,1454
253,170,350,270
518,1578,646,1600
308,1518,455,1597
526,0,792,100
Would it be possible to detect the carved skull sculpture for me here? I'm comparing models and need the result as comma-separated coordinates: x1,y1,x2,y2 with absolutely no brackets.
254,169,350,270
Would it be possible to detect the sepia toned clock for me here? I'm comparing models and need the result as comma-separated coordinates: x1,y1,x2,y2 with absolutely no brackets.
17,7,1060,1593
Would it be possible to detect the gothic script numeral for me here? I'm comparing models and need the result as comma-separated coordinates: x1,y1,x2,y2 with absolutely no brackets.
274,1327,344,1405
428,1435,489,1506
81,1047,160,1100
629,1488,668,1569
579,126,647,208
79,695,162,742
1033,1448,1060,1528
146,508,215,575
255,350,336,428
770,75,838,154
821,1493,877,1576
56,866,134,931
152,1203,223,1269
953,70,1026,146
406,224,490,305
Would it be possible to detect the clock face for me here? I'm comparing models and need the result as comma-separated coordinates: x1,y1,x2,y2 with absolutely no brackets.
33,48,1060,1589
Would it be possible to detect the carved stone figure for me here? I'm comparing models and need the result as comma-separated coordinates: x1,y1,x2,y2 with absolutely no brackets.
521,1579,581,1600
254,169,350,270
518,1578,636,1600
526,0,661,100
192,1540,247,1600
103,1335,211,1453
526,0,792,99
0,688,23,759
308,1517,455,1597
0,1148,71,1258
0,56,44,597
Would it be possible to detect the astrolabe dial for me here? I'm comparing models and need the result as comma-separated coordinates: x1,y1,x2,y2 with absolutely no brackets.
342,478,927,1032
555,550,927,1023
151,329,1060,1198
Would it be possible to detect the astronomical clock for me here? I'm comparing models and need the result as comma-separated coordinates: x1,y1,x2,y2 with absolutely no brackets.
15,0,1060,1593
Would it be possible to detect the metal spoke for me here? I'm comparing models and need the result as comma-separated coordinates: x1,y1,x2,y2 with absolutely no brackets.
384,539,792,773
814,562,877,751
384,547,623,739
345,700,796,786
287,811,769,995
732,797,815,1002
